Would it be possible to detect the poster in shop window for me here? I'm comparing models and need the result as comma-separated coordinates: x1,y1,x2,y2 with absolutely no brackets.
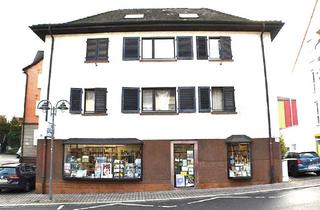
101,163,113,178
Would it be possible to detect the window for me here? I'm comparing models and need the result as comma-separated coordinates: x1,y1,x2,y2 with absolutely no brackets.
178,87,196,112
122,87,140,113
196,36,232,60
124,14,144,19
63,143,142,180
142,37,175,60
85,38,109,62
123,37,140,60
84,88,107,114
278,98,298,128
142,88,176,112
179,13,199,18
212,87,235,112
176,37,193,60
70,88,107,114
227,143,252,179
315,102,320,125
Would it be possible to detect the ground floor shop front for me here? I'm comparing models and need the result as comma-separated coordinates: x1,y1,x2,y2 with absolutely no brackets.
35,136,282,194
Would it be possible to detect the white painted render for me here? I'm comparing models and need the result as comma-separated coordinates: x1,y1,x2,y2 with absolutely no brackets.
37,31,280,140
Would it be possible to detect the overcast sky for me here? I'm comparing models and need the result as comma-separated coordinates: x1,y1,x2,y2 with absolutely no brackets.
0,0,316,119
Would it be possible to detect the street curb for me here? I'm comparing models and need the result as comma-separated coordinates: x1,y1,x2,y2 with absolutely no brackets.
1,182,320,207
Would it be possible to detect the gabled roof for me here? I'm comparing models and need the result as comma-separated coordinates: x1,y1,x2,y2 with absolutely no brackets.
30,8,284,41
22,50,44,72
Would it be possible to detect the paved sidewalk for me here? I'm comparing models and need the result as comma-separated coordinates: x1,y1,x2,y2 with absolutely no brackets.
1,178,320,206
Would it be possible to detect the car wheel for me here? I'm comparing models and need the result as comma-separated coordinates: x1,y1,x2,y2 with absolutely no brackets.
24,181,31,192
316,171,320,176
291,167,299,177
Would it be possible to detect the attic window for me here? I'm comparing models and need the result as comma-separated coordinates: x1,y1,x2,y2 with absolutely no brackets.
179,13,199,19
124,14,144,19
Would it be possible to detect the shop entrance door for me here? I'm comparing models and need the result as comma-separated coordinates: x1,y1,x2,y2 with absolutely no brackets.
173,144,195,187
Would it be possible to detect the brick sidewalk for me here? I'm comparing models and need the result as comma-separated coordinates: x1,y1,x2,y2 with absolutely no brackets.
1,178,320,206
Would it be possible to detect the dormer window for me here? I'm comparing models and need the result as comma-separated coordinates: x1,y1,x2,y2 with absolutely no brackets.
124,14,144,19
179,13,199,19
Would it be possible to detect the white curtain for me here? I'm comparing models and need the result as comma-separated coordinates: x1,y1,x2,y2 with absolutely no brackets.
155,90,170,111
212,88,223,111
85,90,95,112
143,90,153,111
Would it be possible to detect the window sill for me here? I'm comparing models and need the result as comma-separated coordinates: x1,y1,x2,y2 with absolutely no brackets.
140,58,177,62
208,58,233,62
81,113,108,116
228,176,252,180
84,60,109,63
211,111,237,115
140,111,178,115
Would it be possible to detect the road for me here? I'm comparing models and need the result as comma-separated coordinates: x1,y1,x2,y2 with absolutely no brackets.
1,185,320,210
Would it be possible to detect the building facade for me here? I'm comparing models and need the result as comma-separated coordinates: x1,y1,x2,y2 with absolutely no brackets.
30,8,283,193
21,51,43,164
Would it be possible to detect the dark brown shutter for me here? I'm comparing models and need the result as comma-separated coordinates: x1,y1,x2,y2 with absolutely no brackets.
123,37,140,60
196,36,208,60
177,37,193,60
178,87,196,113
122,87,140,113
97,39,108,61
86,39,97,61
219,36,232,60
70,88,82,114
198,87,211,112
223,87,235,112
94,88,107,113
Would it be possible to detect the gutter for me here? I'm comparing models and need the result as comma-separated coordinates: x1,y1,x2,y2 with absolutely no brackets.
41,26,55,194
260,23,274,183
20,70,29,162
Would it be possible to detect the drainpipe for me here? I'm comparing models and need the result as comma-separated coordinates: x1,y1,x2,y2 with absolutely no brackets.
260,23,274,184
41,26,55,193
20,70,29,163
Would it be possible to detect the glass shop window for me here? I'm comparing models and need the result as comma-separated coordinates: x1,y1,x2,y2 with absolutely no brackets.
227,143,252,179
63,144,142,180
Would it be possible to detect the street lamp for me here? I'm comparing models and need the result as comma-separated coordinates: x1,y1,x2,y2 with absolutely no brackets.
37,99,69,201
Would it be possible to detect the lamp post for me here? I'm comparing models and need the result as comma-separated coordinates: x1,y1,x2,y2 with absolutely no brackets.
37,99,69,201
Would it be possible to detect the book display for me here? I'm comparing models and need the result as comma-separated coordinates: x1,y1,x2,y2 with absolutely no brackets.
227,143,252,178
63,144,142,180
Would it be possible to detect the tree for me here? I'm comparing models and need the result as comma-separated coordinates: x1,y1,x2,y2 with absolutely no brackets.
0,116,21,153
0,116,9,153
279,135,287,158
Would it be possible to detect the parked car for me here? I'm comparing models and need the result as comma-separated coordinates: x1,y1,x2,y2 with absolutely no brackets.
0,163,35,192
285,151,320,177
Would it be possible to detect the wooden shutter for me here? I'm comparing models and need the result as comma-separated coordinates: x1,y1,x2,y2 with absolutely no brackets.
94,88,107,113
86,39,97,61
196,36,208,60
70,88,83,114
178,87,196,113
223,87,235,112
198,87,211,112
122,87,140,113
123,37,140,60
219,36,232,60
97,39,109,61
177,36,193,60
291,99,298,125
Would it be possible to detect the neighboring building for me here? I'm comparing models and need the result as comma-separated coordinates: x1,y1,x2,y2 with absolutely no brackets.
21,51,43,164
30,8,283,194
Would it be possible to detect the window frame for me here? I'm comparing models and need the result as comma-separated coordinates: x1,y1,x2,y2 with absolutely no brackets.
141,87,177,113
141,37,176,61
211,86,236,113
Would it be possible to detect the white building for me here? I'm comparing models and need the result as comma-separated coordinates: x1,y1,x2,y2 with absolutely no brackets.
30,8,283,194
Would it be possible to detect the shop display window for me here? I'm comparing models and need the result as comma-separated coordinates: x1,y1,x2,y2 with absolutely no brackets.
63,144,142,180
227,143,252,179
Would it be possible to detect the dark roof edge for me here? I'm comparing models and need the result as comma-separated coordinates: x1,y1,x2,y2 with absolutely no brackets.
225,135,253,143
64,138,143,145
30,21,284,42
22,50,44,72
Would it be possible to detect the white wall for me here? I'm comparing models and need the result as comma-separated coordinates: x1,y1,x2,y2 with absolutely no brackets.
38,31,278,140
